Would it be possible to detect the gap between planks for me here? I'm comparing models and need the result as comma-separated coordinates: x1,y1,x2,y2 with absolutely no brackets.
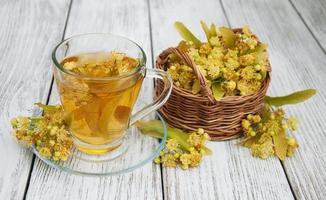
145,0,166,199
149,0,294,199
24,0,163,199
219,0,326,198
21,0,325,199
22,0,74,199
220,0,326,199
288,0,326,55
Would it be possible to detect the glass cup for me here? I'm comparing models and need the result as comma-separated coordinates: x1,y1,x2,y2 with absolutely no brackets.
52,33,172,155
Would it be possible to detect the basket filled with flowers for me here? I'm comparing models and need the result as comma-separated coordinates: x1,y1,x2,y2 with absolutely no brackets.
156,21,271,140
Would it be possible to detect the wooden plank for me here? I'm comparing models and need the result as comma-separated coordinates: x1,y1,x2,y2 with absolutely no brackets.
149,0,294,199
221,0,326,199
25,0,163,200
289,0,326,52
0,0,70,199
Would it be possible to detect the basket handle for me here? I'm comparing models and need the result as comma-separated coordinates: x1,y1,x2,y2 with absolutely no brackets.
156,47,216,103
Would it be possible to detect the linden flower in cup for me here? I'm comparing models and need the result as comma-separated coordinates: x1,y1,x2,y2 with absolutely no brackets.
12,33,174,165
57,51,144,154
52,33,173,155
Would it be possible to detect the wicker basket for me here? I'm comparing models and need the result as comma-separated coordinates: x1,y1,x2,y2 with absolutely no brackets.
155,30,271,140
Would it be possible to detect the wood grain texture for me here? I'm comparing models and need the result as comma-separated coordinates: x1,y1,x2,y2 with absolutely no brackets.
289,0,326,52
149,0,294,199
221,0,326,199
0,0,70,199
2,0,325,199
25,0,163,200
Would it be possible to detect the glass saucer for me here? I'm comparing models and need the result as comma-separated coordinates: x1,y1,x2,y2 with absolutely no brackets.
32,112,167,176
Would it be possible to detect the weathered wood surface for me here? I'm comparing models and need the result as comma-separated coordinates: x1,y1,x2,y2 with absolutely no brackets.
1,0,326,199
290,0,326,52
149,0,294,199
221,0,326,199
25,0,163,200
0,0,70,199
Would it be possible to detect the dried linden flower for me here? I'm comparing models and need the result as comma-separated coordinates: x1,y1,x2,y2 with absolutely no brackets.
167,23,268,100
151,126,211,170
188,150,202,167
287,137,299,156
241,119,251,130
166,138,179,151
61,51,139,77
191,80,201,94
11,104,73,161
180,153,192,169
161,154,177,167
286,117,298,131
251,138,274,159
240,105,300,160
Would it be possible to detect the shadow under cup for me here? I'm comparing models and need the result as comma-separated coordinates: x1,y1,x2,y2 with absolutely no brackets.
52,33,172,155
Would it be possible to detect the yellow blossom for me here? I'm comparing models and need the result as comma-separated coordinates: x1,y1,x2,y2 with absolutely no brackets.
252,115,261,123
197,128,204,134
209,36,221,47
191,80,201,94
287,137,297,147
11,104,73,162
199,43,212,55
241,119,251,130
180,153,192,169
154,157,161,164
287,117,298,131
189,151,202,167
166,139,179,151
187,132,202,148
167,23,267,99
239,53,256,66
251,138,274,159
161,154,177,167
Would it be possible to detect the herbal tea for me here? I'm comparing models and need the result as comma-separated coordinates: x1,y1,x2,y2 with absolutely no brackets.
56,52,143,154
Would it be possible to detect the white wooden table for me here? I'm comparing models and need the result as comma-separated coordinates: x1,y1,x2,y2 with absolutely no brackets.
1,0,326,199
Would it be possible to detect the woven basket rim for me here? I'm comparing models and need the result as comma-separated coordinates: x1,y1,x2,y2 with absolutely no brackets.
154,27,271,140
169,76,270,103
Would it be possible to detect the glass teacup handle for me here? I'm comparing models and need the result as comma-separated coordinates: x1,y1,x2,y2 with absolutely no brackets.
129,68,173,125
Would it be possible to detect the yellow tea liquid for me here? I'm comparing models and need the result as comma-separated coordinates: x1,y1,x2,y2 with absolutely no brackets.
56,52,143,154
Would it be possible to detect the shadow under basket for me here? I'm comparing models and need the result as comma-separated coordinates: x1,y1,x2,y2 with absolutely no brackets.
155,41,271,141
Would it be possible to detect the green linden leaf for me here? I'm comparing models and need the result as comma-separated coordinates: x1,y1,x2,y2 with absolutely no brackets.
272,128,288,161
209,23,217,37
35,103,59,111
200,20,211,41
265,89,317,106
219,27,236,48
211,82,225,101
136,120,212,155
174,21,201,48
